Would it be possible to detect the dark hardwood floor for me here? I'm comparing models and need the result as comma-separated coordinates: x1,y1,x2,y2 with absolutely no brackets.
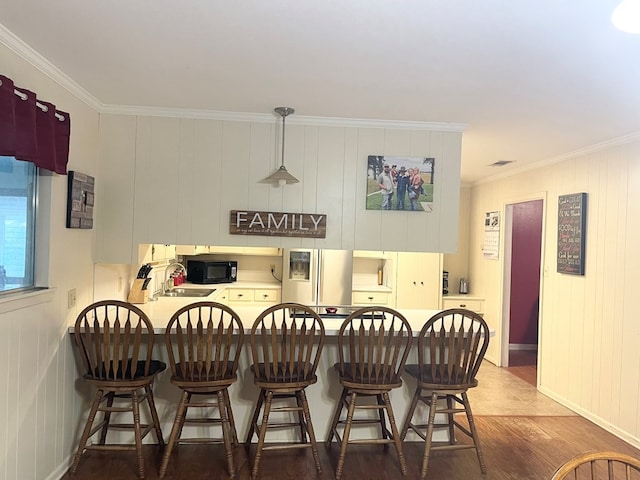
62,361,640,480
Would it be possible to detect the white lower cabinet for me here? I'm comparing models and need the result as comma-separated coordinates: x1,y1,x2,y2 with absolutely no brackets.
442,296,484,315
352,291,389,306
226,287,281,306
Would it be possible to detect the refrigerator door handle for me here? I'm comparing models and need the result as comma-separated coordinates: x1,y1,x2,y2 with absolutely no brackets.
317,250,323,304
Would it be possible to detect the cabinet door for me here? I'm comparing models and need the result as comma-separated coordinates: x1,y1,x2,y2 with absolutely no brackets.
395,253,442,309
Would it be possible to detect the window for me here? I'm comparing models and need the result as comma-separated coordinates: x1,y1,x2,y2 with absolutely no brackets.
0,156,36,293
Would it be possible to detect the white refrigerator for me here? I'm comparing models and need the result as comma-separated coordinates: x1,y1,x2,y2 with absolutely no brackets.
281,249,353,307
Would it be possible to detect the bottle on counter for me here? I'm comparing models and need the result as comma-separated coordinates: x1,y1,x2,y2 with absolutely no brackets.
377,266,383,286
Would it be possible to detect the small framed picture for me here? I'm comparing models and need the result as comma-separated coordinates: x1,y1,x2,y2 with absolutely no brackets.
366,155,435,212
66,171,95,229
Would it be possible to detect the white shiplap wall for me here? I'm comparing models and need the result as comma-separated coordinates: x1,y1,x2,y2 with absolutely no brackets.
468,137,640,448
95,114,463,263
0,41,100,480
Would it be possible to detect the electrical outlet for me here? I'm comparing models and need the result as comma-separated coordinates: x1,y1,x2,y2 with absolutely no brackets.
67,288,76,309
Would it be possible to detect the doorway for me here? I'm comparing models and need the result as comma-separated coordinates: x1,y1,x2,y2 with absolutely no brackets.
501,196,544,378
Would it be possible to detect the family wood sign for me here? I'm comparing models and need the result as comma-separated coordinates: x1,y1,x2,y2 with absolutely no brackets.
229,210,327,238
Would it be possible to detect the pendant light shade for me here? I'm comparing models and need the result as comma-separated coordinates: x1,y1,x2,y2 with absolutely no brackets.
261,106,299,186
612,0,640,33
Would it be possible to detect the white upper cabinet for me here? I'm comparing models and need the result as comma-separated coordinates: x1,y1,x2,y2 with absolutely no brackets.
395,252,443,310
96,115,462,264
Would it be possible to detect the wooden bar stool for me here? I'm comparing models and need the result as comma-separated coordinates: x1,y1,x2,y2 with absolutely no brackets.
326,306,413,480
159,302,244,478
245,303,325,478
550,451,640,479
400,308,490,479
71,300,166,479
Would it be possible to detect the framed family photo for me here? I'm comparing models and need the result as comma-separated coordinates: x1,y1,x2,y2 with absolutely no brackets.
366,155,435,212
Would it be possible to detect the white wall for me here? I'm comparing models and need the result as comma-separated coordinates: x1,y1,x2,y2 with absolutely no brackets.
0,42,100,479
96,114,463,264
468,136,640,449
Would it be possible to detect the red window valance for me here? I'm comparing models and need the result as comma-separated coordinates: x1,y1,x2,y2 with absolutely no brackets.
0,74,70,174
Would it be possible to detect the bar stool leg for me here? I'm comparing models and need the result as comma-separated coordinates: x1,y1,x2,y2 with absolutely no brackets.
99,392,114,444
159,390,190,478
382,391,407,476
420,391,439,479
400,386,421,441
251,390,273,479
376,394,389,442
145,384,165,446
299,389,321,474
462,392,487,473
70,389,104,474
295,391,308,443
245,389,265,447
223,388,239,445
217,390,236,478
326,387,347,447
335,391,357,480
131,389,145,479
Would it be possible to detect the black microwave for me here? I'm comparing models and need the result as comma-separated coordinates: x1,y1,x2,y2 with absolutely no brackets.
187,260,237,284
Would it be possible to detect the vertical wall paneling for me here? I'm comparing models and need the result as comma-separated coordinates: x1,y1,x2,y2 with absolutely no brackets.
132,117,153,248
316,126,347,248
438,131,462,253
341,128,359,249
354,128,385,250
97,115,462,256
95,115,137,263
191,119,224,242
471,136,640,450
217,122,251,246
175,118,195,244
246,122,274,247
148,117,182,243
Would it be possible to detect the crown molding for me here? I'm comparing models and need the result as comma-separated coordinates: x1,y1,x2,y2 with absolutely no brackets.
101,104,468,131
473,131,640,186
0,23,104,111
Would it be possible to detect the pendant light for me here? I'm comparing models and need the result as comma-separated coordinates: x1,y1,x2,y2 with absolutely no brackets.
261,106,300,186
612,0,640,33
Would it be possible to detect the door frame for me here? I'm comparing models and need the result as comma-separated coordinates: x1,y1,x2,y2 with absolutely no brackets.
499,192,547,382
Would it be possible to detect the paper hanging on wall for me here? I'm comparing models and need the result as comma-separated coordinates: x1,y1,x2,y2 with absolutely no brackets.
483,211,500,259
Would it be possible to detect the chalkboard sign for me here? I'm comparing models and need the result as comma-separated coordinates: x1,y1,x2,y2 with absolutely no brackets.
557,193,587,275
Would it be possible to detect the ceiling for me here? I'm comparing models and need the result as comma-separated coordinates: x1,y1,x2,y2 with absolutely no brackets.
1,0,639,183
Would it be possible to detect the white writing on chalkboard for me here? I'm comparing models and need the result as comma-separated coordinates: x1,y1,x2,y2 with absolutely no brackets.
557,193,587,275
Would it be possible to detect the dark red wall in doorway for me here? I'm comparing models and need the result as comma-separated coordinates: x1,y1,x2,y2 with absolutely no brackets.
509,200,543,345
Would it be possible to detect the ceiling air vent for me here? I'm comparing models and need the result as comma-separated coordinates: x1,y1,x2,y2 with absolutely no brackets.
489,160,514,167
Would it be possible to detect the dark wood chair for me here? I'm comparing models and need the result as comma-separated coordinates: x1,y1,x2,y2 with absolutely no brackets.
551,451,640,479
71,300,166,479
400,308,490,479
159,302,245,478
245,303,325,478
326,306,413,480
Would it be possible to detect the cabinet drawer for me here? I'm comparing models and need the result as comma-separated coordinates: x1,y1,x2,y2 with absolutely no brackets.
228,289,254,302
254,289,280,303
352,291,389,305
442,298,483,313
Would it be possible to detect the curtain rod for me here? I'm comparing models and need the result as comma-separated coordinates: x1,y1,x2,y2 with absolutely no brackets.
12,88,65,121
